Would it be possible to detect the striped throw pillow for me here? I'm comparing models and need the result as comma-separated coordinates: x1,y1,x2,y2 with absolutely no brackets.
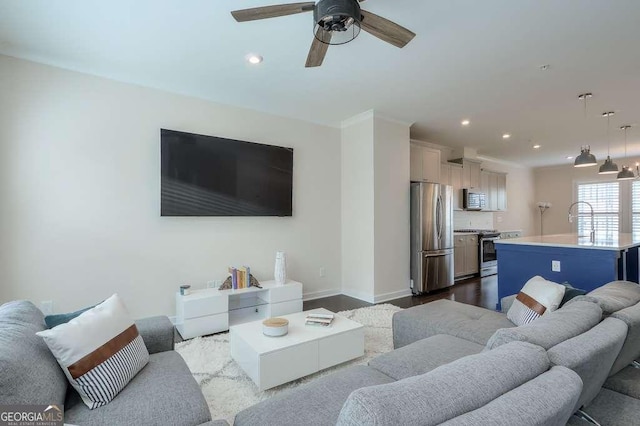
507,276,566,326
37,294,149,409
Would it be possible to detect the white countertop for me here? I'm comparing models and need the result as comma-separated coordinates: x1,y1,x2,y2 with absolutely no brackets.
495,233,640,250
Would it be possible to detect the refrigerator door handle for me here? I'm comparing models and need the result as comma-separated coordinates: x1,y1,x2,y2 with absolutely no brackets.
436,195,443,241
424,252,448,258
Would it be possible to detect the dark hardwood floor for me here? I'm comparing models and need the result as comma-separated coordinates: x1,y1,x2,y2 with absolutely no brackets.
303,275,497,312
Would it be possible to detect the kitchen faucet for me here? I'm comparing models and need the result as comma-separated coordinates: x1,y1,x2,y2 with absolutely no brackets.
568,201,595,243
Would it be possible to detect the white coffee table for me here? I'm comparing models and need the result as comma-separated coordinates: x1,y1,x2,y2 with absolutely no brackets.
230,308,364,391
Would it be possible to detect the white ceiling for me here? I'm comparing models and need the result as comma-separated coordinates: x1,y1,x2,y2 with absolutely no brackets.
1,0,640,167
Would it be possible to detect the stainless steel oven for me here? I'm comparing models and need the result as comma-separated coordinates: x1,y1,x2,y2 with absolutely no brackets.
479,232,500,277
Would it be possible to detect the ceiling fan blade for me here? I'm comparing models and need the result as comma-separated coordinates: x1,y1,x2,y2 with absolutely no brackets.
305,29,332,68
231,2,315,22
360,10,416,48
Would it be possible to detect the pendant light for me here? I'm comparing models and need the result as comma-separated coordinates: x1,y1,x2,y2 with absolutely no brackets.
599,112,619,174
574,93,598,168
617,125,635,180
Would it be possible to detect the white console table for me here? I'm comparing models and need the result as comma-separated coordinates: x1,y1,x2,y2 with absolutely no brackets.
175,280,303,339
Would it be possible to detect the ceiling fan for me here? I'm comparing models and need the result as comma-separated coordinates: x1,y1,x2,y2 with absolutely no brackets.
231,0,416,67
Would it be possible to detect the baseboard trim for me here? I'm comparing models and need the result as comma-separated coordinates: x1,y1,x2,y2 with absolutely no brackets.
341,288,375,304
373,288,412,304
303,288,342,301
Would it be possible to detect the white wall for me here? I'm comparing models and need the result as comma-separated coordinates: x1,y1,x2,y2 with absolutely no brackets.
534,156,640,235
0,55,342,317
341,114,375,300
341,112,412,303
373,116,411,302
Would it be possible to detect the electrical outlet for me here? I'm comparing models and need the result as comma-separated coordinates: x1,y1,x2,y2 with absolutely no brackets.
40,300,53,315
552,260,561,272
319,267,326,278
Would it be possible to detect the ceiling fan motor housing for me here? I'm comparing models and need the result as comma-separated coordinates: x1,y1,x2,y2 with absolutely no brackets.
314,0,361,44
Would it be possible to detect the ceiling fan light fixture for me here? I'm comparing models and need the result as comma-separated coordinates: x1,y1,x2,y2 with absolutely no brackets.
574,145,597,167
314,0,361,45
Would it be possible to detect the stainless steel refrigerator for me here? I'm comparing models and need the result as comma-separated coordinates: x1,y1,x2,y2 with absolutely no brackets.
410,182,454,294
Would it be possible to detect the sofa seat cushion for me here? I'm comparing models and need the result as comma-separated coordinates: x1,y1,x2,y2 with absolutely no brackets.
234,366,394,426
439,366,582,426
64,351,211,426
369,334,484,380
585,280,640,315
486,301,602,351
604,365,640,399
392,300,515,348
337,342,550,426
581,389,640,425
0,301,67,405
547,317,627,411
609,302,640,375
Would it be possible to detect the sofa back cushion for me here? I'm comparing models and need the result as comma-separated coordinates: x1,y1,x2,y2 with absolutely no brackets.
485,301,602,351
336,341,549,426
585,280,640,315
0,301,67,404
609,302,640,375
547,317,627,411
439,366,582,426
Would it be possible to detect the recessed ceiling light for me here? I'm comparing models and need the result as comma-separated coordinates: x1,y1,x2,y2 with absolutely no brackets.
533,144,541,149
502,134,511,139
539,64,550,71
461,120,470,126
246,54,263,65
567,156,574,160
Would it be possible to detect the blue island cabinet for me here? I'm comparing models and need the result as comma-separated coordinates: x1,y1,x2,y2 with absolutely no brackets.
496,238,639,310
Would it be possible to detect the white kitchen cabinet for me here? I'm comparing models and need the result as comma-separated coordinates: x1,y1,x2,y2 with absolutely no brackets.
440,163,451,186
488,173,498,211
450,164,463,210
496,173,507,211
481,170,508,211
480,171,490,202
450,159,481,189
410,144,441,183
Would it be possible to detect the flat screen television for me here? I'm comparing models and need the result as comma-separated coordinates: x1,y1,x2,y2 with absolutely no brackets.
161,129,293,216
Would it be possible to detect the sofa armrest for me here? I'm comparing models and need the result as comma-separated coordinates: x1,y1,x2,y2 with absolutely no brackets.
135,316,175,354
500,294,517,313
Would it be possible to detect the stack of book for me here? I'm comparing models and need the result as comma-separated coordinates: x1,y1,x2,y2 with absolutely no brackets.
305,312,334,327
228,266,251,290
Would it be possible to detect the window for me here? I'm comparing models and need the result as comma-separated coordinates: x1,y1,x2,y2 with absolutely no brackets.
633,181,640,234
576,182,619,238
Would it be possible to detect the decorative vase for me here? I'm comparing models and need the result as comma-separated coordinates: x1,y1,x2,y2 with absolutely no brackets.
274,251,287,285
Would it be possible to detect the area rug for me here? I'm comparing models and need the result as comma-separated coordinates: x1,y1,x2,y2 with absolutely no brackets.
175,303,403,424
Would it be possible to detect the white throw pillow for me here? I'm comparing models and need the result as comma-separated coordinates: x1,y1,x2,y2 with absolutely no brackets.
36,294,149,409
507,276,566,326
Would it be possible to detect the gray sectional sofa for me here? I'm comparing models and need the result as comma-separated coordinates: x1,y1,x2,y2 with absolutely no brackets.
0,300,228,426
236,280,640,426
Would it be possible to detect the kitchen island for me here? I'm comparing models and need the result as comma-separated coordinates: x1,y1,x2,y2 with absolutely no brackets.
495,233,640,307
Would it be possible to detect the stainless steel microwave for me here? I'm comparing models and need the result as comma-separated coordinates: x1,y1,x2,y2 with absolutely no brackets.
463,189,486,210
